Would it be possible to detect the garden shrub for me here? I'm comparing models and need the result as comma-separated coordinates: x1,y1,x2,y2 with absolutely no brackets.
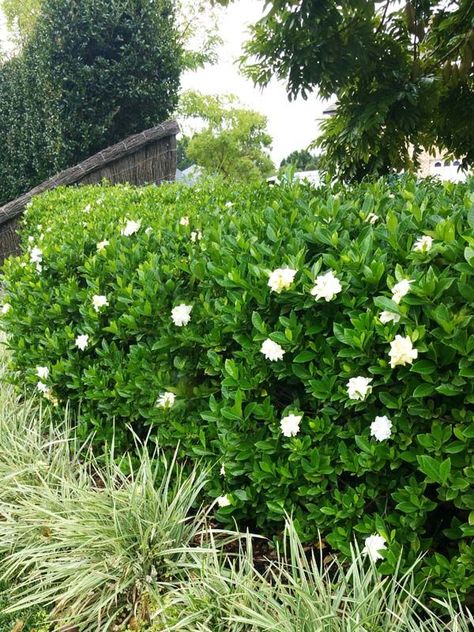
2,176,474,599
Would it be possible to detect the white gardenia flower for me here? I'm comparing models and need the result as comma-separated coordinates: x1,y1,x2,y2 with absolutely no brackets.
370,415,393,441
363,534,387,562
171,304,193,327
366,213,379,224
310,270,342,302
96,240,110,252
1,303,11,315
36,366,49,380
30,246,43,264
280,413,303,438
190,230,202,242
157,391,176,408
84,204,91,213
92,295,109,312
268,267,297,293
180,216,190,226
260,339,285,361
75,334,89,351
121,219,141,236
347,376,373,401
216,495,231,508
389,335,418,368
413,235,433,253
220,464,226,476
36,381,49,394
391,279,413,304
379,310,400,324
145,227,153,235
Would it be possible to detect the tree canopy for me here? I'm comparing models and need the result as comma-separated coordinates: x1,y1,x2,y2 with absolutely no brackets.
179,90,274,181
0,0,182,204
1,0,222,70
216,0,474,180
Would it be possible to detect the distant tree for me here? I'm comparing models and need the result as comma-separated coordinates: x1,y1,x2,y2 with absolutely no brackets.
179,90,274,181
214,0,474,181
280,149,320,170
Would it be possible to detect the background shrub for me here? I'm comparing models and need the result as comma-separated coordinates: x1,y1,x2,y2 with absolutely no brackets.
2,176,474,599
0,0,181,205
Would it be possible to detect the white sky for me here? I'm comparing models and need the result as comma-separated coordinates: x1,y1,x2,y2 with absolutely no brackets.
0,0,327,165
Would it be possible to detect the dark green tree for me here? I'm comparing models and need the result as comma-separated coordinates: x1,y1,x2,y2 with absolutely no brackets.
280,149,320,170
0,0,182,204
215,0,474,181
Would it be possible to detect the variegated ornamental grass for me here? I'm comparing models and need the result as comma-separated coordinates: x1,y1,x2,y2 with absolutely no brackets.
2,175,473,600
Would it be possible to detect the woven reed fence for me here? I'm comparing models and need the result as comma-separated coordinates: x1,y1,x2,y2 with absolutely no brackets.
0,119,179,263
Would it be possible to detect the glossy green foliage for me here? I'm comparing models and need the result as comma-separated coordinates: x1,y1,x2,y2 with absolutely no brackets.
228,0,474,180
2,176,474,598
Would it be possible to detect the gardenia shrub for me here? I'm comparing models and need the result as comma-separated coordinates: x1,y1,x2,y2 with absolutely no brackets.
2,176,474,599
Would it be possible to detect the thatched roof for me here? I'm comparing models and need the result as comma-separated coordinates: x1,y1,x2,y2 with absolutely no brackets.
0,119,179,227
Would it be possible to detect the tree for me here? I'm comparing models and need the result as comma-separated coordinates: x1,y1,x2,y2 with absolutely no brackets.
280,149,320,170
0,0,182,204
1,0,223,70
179,90,274,181
215,0,474,181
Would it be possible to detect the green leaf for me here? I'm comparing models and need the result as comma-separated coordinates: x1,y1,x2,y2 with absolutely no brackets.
464,246,474,267
412,384,436,398
417,455,451,485
436,384,462,396
251,311,266,333
373,296,401,315
293,350,317,363
410,360,436,375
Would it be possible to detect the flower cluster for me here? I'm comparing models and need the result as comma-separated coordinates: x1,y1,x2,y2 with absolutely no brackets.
30,246,43,273
171,304,193,327
92,295,109,312
121,219,141,236
311,270,342,302
268,268,297,293
391,279,412,304
413,235,433,253
363,534,387,562
280,414,303,437
260,339,285,361
157,392,176,408
347,376,372,401
75,334,89,351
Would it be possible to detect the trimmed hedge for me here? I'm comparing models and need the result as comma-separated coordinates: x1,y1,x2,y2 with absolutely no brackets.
2,176,474,598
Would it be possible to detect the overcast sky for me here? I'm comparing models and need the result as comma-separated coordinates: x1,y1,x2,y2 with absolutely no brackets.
0,1,328,165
